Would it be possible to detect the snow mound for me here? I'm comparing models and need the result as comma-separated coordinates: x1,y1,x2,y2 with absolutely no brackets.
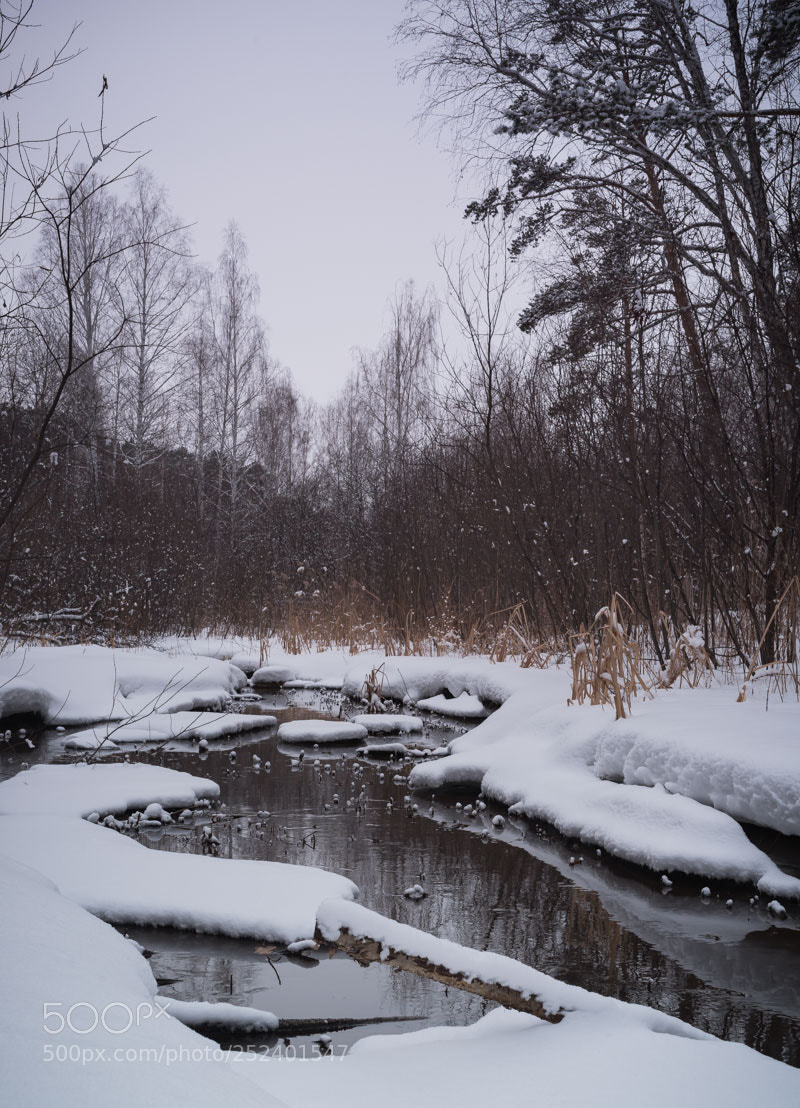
0,644,246,725
251,664,297,685
64,710,275,749
0,813,358,942
277,720,368,744
0,856,283,1107
352,713,423,734
341,654,564,704
0,763,219,818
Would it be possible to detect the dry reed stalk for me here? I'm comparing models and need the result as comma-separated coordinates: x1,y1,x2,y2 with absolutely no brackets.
737,577,800,702
568,594,653,720
362,663,387,713
657,618,714,689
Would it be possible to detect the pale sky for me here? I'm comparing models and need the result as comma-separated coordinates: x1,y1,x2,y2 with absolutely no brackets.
17,0,479,399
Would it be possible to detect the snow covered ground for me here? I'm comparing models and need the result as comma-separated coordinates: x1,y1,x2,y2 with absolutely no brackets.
3,640,798,892
0,762,219,818
0,808,357,941
3,838,797,1107
5,851,797,1108
63,709,275,749
408,682,800,896
0,856,282,1107
0,733,798,1105
0,643,247,724
241,1001,799,1108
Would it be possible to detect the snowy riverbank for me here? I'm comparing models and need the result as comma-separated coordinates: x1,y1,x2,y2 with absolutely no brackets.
1,759,798,1106
2,639,798,892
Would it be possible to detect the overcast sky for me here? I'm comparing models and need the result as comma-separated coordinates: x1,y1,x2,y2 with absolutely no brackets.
15,0,480,399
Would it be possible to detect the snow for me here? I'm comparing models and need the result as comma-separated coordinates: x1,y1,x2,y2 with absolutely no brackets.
168,637,366,690
142,802,172,823
415,691,489,718
0,763,219,818
64,710,275,749
286,939,318,954
351,713,423,734
242,1002,800,1108
340,653,553,706
0,812,358,941
164,998,278,1032
5,640,797,891
408,681,800,895
0,644,246,725
232,900,800,1108
277,720,367,744
2,701,798,1106
251,664,298,684
2,842,796,1107
0,856,282,1107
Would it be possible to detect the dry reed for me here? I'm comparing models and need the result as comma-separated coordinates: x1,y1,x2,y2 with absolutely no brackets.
568,595,653,720
737,577,800,702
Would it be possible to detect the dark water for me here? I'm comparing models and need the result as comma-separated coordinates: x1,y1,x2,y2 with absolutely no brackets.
2,688,799,1064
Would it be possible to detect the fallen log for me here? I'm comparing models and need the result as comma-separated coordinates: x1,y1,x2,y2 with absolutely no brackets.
314,925,564,1024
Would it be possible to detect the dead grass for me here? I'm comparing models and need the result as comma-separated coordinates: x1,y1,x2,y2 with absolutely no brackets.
361,663,387,713
7,577,798,710
658,619,714,689
568,595,653,720
737,577,800,703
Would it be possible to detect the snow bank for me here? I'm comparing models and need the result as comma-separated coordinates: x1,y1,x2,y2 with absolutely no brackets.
0,644,246,725
166,636,367,689
64,710,275,749
6,849,797,1108
0,856,282,1107
0,813,358,942
234,901,800,1108
406,679,800,895
0,763,219,818
242,1000,800,1108
351,713,423,734
277,720,367,744
341,654,562,706
590,692,800,835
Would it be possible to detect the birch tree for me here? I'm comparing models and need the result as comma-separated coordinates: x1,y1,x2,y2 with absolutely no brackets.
118,169,194,469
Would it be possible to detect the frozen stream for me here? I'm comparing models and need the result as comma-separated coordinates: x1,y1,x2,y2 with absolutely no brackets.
1,687,799,1065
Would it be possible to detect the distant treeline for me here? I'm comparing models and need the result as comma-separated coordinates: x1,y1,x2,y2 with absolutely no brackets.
1,0,798,666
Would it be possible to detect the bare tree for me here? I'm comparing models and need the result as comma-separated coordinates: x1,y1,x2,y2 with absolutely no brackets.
117,169,194,469
0,0,146,584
